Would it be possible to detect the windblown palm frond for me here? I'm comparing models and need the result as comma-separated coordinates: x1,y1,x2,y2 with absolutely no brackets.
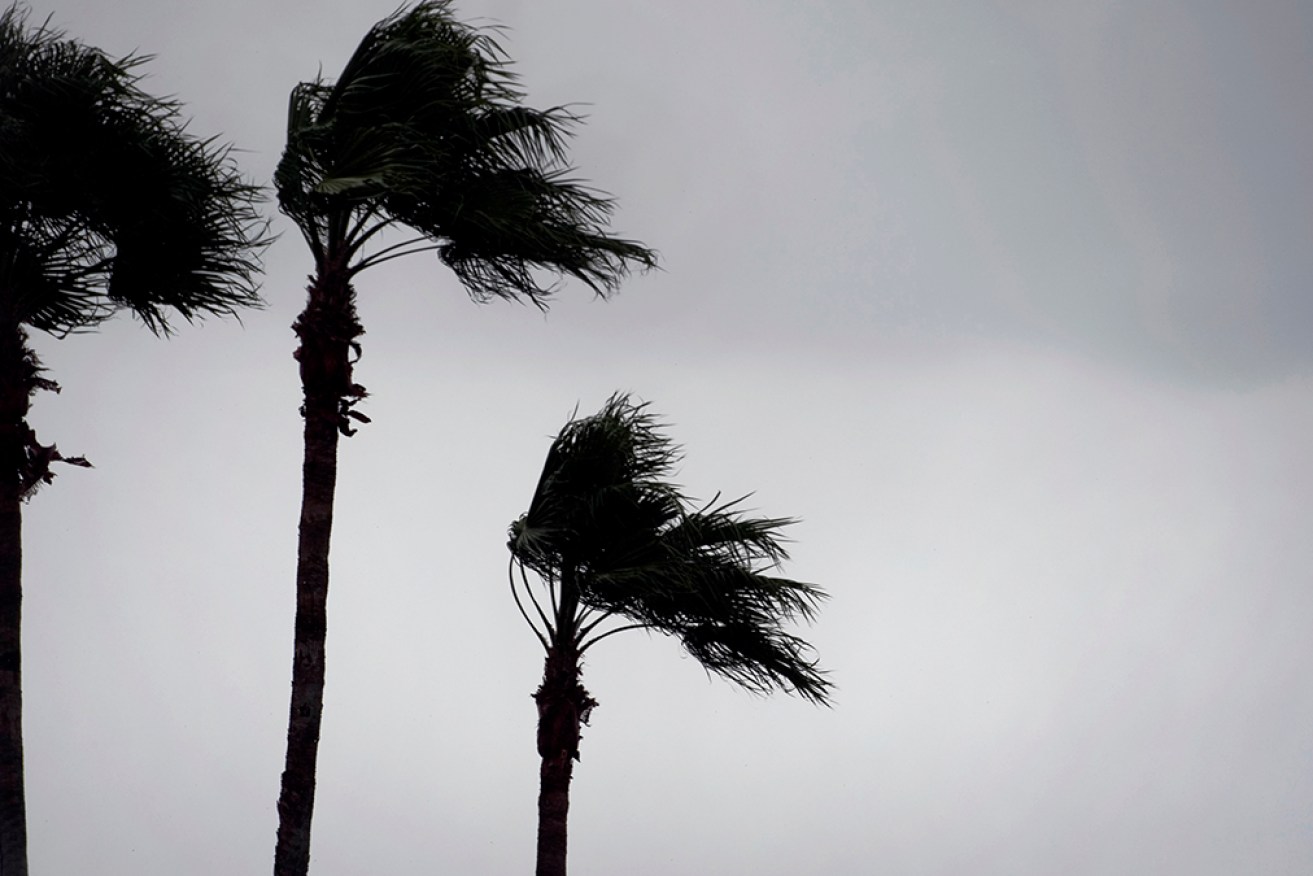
0,5,268,335
508,393,833,705
511,394,682,580
274,0,655,300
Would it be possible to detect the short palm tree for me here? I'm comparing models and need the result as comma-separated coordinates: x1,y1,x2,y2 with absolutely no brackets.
508,394,831,876
271,4,654,873
0,6,267,872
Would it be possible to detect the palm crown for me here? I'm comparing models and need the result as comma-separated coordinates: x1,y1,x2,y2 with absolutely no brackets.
509,394,832,704
274,0,655,302
0,5,266,334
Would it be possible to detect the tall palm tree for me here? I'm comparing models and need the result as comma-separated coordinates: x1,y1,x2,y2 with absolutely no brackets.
271,4,654,873
0,5,267,872
508,394,832,876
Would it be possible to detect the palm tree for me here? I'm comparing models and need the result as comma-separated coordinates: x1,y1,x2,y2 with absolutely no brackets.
0,5,267,872
271,4,655,873
508,394,832,876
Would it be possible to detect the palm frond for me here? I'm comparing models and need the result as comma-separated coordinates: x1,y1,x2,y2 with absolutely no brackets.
681,622,832,705
510,393,683,580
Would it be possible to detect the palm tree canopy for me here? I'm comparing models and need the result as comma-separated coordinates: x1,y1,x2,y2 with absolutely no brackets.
509,394,833,705
275,0,655,302
0,4,268,334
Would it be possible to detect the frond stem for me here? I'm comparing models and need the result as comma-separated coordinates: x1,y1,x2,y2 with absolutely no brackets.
353,241,445,274
547,572,559,625
574,608,615,644
579,622,652,655
519,562,556,641
508,557,548,650
345,203,385,244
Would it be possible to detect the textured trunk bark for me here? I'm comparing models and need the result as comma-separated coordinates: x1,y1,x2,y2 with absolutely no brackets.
0,446,25,876
533,630,596,876
536,743,574,876
272,406,337,876
273,261,363,876
0,320,29,876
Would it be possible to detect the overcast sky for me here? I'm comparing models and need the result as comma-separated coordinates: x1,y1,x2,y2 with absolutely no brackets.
13,0,1313,873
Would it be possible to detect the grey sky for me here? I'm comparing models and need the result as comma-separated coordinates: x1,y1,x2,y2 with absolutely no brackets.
13,0,1313,873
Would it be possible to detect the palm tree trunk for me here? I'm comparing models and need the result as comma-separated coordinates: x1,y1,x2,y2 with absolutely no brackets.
273,405,338,876
534,638,596,876
536,740,574,876
0,493,23,876
0,321,29,876
274,262,362,876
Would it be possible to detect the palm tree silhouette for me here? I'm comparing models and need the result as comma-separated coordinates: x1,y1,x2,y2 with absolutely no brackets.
271,4,655,873
0,6,267,872
509,394,831,876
